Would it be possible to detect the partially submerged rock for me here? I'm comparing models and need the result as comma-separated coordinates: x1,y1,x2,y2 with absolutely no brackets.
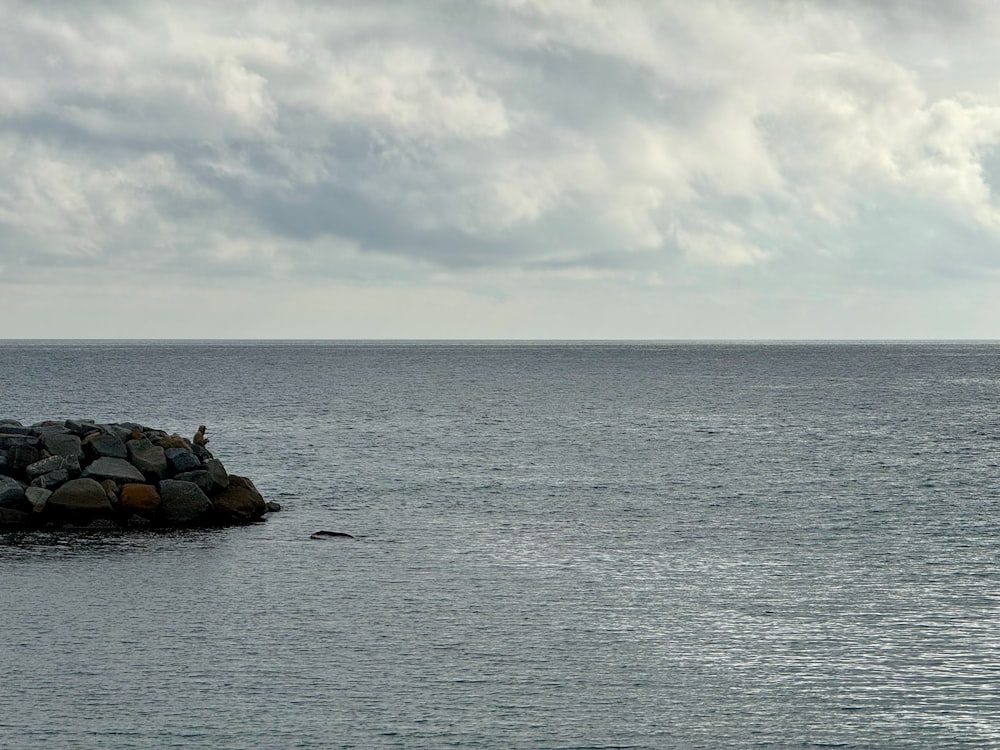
0,419,277,531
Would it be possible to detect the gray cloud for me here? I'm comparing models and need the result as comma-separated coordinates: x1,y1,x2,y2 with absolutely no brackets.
2,0,1000,337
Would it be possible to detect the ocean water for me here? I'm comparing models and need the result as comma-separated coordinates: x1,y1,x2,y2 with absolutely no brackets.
2,341,1000,749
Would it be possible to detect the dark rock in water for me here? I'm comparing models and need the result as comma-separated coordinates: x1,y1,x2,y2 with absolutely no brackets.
265,501,281,513
41,432,84,461
84,433,128,460
7,443,40,473
158,480,214,526
214,474,266,524
164,447,201,474
45,478,115,521
30,468,69,491
0,507,32,528
0,476,30,512
120,483,161,518
82,456,145,484
127,439,168,481
311,530,354,539
0,419,23,427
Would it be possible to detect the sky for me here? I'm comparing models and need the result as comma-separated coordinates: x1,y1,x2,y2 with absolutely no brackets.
2,0,1000,339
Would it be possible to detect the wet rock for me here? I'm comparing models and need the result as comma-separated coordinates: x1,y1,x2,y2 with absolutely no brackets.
203,458,230,490
265,501,282,513
45,478,115,521
214,474,266,524
64,419,100,437
158,480,214,526
164,447,201,474
82,457,145,484
311,530,354,539
120,483,161,518
173,470,216,496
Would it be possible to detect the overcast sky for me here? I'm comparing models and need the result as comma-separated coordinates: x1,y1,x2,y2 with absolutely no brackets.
2,0,1000,339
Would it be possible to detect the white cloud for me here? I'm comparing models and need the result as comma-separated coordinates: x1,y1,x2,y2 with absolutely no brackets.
3,0,1000,336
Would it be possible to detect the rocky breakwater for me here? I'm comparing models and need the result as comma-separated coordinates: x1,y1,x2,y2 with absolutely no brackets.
0,419,277,530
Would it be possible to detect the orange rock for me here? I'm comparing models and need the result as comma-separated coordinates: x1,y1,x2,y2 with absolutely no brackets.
120,483,161,518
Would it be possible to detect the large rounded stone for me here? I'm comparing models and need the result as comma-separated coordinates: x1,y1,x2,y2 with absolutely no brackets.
158,480,214,525
120,483,161,518
214,475,266,524
126,439,168,481
46,478,115,521
82,457,145,484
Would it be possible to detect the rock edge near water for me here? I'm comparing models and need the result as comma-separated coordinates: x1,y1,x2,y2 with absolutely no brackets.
0,419,280,531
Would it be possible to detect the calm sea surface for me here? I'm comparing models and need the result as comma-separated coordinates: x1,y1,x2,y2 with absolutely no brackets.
2,341,1000,749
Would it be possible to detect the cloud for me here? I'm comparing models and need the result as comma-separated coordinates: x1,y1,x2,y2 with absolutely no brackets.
2,0,1000,338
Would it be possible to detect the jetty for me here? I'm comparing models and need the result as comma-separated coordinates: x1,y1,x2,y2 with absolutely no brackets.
0,419,277,530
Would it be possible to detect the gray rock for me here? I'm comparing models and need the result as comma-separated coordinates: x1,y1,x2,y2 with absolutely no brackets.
84,434,128,460
0,434,40,451
192,443,214,462
158,480,214,525
265,501,282,513
204,458,230,490
41,432,84,461
82,457,145,484
101,424,136,443
164,447,201,474
214,474,266,523
126,439,168,480
0,476,29,511
64,419,100,437
0,419,23,427
7,444,41,474
25,487,51,513
173,470,216,496
26,455,70,480
30,469,69,491
311,530,354,539
45,478,114,520
0,424,38,437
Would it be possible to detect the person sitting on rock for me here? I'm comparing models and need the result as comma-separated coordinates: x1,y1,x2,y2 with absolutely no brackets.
193,425,209,447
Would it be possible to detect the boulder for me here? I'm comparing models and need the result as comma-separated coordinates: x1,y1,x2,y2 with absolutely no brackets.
41,432,84,461
101,424,136,443
156,435,192,451
0,419,23,427
25,487,51,513
164,447,201,474
0,476,29,512
26,455,71,480
0,424,38,437
120,484,161,518
7,443,40,473
158,480,214,526
265,501,282,513
204,458,230,490
84,434,128,460
45,478,115,521
82,457,145,484
30,469,69,491
214,474,266,524
99,479,119,503
173,470,216,496
126,439,168,481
